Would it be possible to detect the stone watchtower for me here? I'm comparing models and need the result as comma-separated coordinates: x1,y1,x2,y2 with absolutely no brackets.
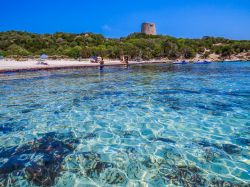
141,22,157,35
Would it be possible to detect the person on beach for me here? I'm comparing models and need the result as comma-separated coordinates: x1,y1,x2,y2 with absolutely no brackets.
120,55,129,66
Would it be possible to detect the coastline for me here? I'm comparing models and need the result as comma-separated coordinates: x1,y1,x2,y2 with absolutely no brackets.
0,58,249,73
0,59,170,73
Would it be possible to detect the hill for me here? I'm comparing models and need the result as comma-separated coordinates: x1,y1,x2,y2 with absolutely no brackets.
0,31,250,60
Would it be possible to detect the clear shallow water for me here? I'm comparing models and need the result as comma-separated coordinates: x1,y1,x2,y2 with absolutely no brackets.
0,62,250,186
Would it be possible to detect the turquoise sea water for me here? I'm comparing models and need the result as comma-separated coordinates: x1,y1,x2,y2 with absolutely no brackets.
0,62,250,186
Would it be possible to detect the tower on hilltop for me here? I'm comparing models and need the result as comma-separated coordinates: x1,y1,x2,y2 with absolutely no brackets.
141,23,157,35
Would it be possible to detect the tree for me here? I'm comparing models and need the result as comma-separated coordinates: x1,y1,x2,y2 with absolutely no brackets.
7,44,30,56
182,47,195,59
221,46,233,58
63,46,82,59
162,39,180,59
0,50,5,56
202,51,210,59
81,47,92,58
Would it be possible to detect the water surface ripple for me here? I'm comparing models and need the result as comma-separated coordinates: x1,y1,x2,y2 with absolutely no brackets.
0,62,250,186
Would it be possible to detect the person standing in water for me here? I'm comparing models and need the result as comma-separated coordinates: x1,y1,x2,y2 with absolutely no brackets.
124,55,129,68
125,56,129,65
100,57,104,70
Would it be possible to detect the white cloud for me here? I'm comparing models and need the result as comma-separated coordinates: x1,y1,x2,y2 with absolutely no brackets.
102,24,112,31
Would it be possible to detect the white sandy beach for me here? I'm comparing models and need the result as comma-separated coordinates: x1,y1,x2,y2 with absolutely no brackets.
0,59,168,73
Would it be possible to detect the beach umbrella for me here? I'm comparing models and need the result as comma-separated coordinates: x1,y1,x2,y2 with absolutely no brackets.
40,54,48,59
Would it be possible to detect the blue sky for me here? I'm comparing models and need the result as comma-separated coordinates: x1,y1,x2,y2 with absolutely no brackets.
1,0,250,39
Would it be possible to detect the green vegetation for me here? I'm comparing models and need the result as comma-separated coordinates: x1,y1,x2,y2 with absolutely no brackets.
0,31,250,60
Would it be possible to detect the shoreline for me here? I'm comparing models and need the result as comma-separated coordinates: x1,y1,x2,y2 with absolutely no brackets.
0,59,169,73
0,59,249,73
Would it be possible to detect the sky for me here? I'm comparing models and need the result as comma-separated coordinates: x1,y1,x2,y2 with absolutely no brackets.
0,0,250,40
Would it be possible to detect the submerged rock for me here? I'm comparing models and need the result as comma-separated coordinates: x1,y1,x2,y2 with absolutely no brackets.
235,138,250,146
121,130,140,138
165,165,207,186
152,137,176,144
203,147,230,162
0,120,25,134
83,133,97,140
102,168,127,185
0,132,79,186
194,139,242,156
127,161,145,179
72,98,81,107
195,139,217,148
0,125,12,134
222,144,242,154
63,151,115,183
86,161,113,178
163,147,182,163
210,178,249,187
